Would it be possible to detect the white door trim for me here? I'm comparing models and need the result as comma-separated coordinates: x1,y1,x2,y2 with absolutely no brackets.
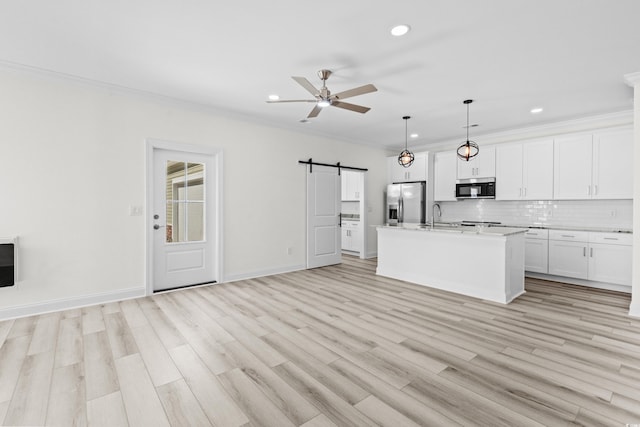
145,138,223,295
358,171,368,260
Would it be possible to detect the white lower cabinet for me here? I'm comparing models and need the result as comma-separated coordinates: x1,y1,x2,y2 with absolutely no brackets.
524,229,548,273
341,222,361,253
548,239,589,279
547,230,631,286
587,241,632,286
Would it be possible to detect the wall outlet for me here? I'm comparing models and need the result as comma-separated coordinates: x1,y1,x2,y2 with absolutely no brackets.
610,210,617,217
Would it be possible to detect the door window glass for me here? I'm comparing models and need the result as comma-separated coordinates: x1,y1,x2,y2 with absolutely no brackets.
165,161,205,243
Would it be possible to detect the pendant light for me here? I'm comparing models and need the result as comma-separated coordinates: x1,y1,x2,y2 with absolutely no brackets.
397,115,415,168
457,99,479,161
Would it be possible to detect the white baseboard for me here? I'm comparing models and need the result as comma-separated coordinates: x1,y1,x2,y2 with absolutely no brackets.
630,300,640,318
0,287,146,321
365,250,378,259
224,264,306,283
525,272,631,293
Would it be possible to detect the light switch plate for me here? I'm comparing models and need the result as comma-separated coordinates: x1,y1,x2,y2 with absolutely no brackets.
129,205,143,216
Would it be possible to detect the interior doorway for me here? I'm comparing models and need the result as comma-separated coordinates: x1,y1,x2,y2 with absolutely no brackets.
340,170,367,259
146,139,223,293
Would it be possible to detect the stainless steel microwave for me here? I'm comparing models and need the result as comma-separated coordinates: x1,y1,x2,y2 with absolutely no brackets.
455,178,496,199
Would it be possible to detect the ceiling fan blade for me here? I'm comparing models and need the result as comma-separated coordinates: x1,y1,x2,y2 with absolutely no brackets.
266,99,317,103
292,76,320,97
307,105,323,118
331,101,371,114
331,84,377,100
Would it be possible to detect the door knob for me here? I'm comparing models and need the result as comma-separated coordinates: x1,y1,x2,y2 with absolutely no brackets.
153,224,165,230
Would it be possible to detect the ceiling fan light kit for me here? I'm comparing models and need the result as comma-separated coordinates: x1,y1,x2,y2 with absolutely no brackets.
266,69,377,118
398,115,415,168
457,99,480,162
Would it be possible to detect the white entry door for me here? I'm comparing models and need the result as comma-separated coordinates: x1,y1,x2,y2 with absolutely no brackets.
307,165,341,268
151,147,218,291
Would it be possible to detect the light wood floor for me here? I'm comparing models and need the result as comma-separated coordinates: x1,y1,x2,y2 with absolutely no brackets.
1,256,640,426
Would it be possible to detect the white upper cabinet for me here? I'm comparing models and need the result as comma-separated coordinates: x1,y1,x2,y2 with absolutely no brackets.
434,151,457,201
495,143,522,200
388,152,427,183
553,127,632,200
457,146,495,179
496,139,553,200
553,133,594,199
341,170,361,201
592,127,633,199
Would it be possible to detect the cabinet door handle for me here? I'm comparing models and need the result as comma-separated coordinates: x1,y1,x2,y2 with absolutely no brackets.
594,185,598,195
519,188,522,197
523,187,527,197
590,247,593,257
583,247,586,257
588,185,591,195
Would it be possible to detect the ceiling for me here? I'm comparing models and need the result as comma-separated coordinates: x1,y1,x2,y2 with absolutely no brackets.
1,0,639,151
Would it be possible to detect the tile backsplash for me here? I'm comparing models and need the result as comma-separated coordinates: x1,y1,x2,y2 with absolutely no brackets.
438,199,633,230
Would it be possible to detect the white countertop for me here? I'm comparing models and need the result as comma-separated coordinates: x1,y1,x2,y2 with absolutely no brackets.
507,224,632,234
378,224,528,236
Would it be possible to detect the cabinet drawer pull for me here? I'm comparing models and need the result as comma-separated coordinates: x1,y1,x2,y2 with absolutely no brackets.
561,235,575,238
603,237,618,240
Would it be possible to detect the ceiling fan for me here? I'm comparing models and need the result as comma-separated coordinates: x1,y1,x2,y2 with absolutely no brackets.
267,69,377,118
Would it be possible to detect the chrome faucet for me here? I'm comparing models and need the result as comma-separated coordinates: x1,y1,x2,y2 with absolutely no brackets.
431,203,442,228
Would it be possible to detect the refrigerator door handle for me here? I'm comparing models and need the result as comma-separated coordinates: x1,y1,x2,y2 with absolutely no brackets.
398,198,403,223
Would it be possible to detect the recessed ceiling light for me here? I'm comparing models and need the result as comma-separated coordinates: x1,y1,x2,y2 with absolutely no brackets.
390,24,411,37
530,107,543,114
268,94,280,101
410,133,419,138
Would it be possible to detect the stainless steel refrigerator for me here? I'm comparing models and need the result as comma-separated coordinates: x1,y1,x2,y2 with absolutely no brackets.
386,182,427,225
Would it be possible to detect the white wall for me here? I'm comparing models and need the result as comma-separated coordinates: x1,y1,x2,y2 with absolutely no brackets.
0,68,388,318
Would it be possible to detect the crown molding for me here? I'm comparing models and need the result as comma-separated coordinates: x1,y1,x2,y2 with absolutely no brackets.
624,71,640,86
0,59,385,151
0,59,633,154
415,109,633,153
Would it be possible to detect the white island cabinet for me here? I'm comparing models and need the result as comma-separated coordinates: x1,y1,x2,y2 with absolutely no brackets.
377,225,527,304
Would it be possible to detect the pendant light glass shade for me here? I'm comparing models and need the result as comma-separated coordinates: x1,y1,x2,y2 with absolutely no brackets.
397,116,414,168
457,99,479,162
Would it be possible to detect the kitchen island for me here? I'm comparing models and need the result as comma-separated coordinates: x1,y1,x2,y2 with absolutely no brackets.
376,224,528,304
